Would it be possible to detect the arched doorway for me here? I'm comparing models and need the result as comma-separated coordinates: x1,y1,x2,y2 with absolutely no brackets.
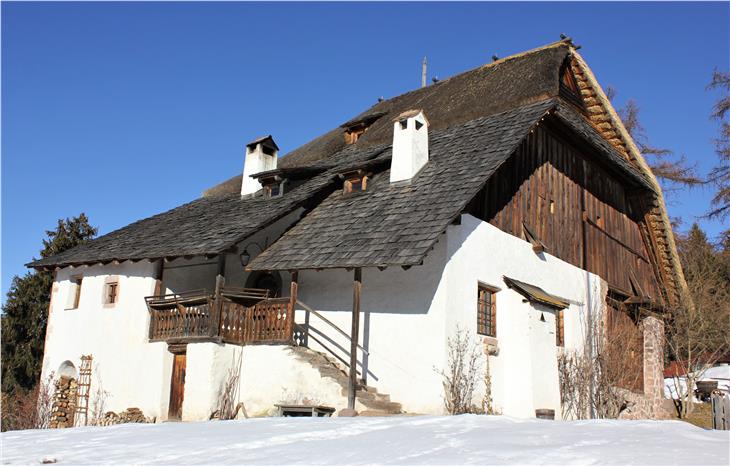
57,360,78,379
245,271,282,298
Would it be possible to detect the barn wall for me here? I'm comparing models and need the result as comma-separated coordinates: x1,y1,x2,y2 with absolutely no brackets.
469,123,662,301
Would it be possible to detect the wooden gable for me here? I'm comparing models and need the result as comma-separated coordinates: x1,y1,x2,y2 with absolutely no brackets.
466,118,664,305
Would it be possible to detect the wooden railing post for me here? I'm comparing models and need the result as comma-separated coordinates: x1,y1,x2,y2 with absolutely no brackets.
211,255,226,338
287,271,299,342
347,268,362,411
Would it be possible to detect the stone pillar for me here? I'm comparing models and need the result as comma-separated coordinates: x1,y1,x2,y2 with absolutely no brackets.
641,315,669,418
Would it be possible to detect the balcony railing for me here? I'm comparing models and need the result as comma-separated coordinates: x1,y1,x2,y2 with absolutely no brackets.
146,287,294,345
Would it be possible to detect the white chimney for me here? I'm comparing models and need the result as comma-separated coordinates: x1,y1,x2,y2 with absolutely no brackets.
390,110,429,183
241,135,278,196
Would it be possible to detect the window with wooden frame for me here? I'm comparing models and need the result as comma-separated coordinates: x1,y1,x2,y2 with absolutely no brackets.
103,278,119,306
67,276,83,309
477,284,497,337
344,126,367,145
556,310,565,347
344,175,368,194
263,182,283,198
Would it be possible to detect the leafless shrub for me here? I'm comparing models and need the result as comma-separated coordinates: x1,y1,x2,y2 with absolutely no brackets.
667,227,730,418
0,372,55,431
482,353,499,415
438,326,484,415
88,377,110,426
558,310,640,420
212,349,247,420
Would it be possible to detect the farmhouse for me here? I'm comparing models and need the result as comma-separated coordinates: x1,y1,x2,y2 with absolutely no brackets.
31,39,682,422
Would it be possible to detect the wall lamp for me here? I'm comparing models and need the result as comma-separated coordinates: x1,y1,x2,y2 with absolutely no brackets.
239,240,268,267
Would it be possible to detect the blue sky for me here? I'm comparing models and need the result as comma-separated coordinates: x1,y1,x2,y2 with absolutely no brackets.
2,2,728,300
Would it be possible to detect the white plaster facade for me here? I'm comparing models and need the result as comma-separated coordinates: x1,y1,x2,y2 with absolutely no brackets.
41,212,605,422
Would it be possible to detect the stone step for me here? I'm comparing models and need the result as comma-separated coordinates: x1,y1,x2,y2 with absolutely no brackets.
357,399,402,413
292,346,404,415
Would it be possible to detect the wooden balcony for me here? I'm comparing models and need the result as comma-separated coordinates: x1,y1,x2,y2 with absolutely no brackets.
146,287,294,346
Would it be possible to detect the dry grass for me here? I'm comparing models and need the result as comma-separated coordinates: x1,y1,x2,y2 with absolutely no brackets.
678,403,713,429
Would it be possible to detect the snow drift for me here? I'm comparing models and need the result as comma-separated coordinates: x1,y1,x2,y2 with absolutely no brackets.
2,415,728,465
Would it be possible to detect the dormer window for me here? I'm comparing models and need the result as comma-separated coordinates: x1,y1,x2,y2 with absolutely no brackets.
344,176,368,194
259,174,284,198
264,182,283,198
340,168,370,194
345,125,367,145
340,112,386,145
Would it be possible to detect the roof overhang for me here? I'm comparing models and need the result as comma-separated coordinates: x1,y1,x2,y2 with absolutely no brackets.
503,276,569,310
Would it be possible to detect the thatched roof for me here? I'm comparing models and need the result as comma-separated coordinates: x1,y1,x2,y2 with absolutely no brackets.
203,41,573,197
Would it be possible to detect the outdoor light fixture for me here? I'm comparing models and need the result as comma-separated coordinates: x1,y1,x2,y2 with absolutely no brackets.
238,240,268,267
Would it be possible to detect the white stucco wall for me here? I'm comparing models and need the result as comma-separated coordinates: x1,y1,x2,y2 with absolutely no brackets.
41,212,605,422
442,214,605,418
181,343,347,420
41,261,173,422
294,238,449,415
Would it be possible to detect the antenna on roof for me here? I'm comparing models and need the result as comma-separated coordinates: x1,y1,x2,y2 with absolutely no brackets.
421,56,427,88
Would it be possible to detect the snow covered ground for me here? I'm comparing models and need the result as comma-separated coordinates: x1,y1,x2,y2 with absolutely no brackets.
2,415,728,465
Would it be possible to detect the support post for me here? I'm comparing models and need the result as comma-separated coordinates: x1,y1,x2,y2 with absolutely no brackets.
288,271,298,342
149,259,164,341
153,259,164,295
347,268,362,411
211,255,226,338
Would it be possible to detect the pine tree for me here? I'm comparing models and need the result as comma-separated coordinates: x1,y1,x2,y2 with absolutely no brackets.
1,214,97,394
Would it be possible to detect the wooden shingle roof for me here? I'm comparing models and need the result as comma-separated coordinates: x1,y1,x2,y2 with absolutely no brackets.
247,100,652,271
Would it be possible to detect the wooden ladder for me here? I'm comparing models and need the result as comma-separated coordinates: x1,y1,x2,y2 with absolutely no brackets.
74,355,93,427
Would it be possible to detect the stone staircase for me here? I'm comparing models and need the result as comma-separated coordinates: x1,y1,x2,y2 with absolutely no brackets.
288,346,403,416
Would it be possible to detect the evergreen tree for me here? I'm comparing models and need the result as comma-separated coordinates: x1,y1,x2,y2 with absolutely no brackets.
1,214,96,394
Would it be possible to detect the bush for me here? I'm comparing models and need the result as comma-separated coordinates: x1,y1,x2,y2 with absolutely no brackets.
1,372,54,432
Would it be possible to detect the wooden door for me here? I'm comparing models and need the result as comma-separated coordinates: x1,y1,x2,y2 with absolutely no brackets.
168,353,186,419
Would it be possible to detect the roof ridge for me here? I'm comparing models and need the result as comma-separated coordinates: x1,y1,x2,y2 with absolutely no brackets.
363,40,572,110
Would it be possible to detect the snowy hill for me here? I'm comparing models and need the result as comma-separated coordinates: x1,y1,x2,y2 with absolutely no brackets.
1,415,728,465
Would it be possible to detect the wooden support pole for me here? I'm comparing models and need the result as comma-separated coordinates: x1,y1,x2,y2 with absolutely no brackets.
211,255,226,337
149,260,165,341
288,271,299,342
347,268,362,411
153,259,164,295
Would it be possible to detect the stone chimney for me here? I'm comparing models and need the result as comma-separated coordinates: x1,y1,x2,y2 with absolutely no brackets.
241,135,278,196
390,110,429,183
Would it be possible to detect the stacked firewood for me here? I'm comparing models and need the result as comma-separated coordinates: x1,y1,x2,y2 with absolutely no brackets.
98,407,151,426
49,376,78,428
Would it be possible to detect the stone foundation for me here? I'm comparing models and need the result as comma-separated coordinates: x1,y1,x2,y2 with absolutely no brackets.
49,376,78,428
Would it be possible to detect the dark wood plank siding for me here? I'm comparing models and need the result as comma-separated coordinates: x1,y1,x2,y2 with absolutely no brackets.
467,123,662,302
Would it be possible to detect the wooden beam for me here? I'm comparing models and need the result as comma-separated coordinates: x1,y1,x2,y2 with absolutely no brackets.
211,255,227,338
347,268,362,411
287,271,298,342
153,259,164,296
